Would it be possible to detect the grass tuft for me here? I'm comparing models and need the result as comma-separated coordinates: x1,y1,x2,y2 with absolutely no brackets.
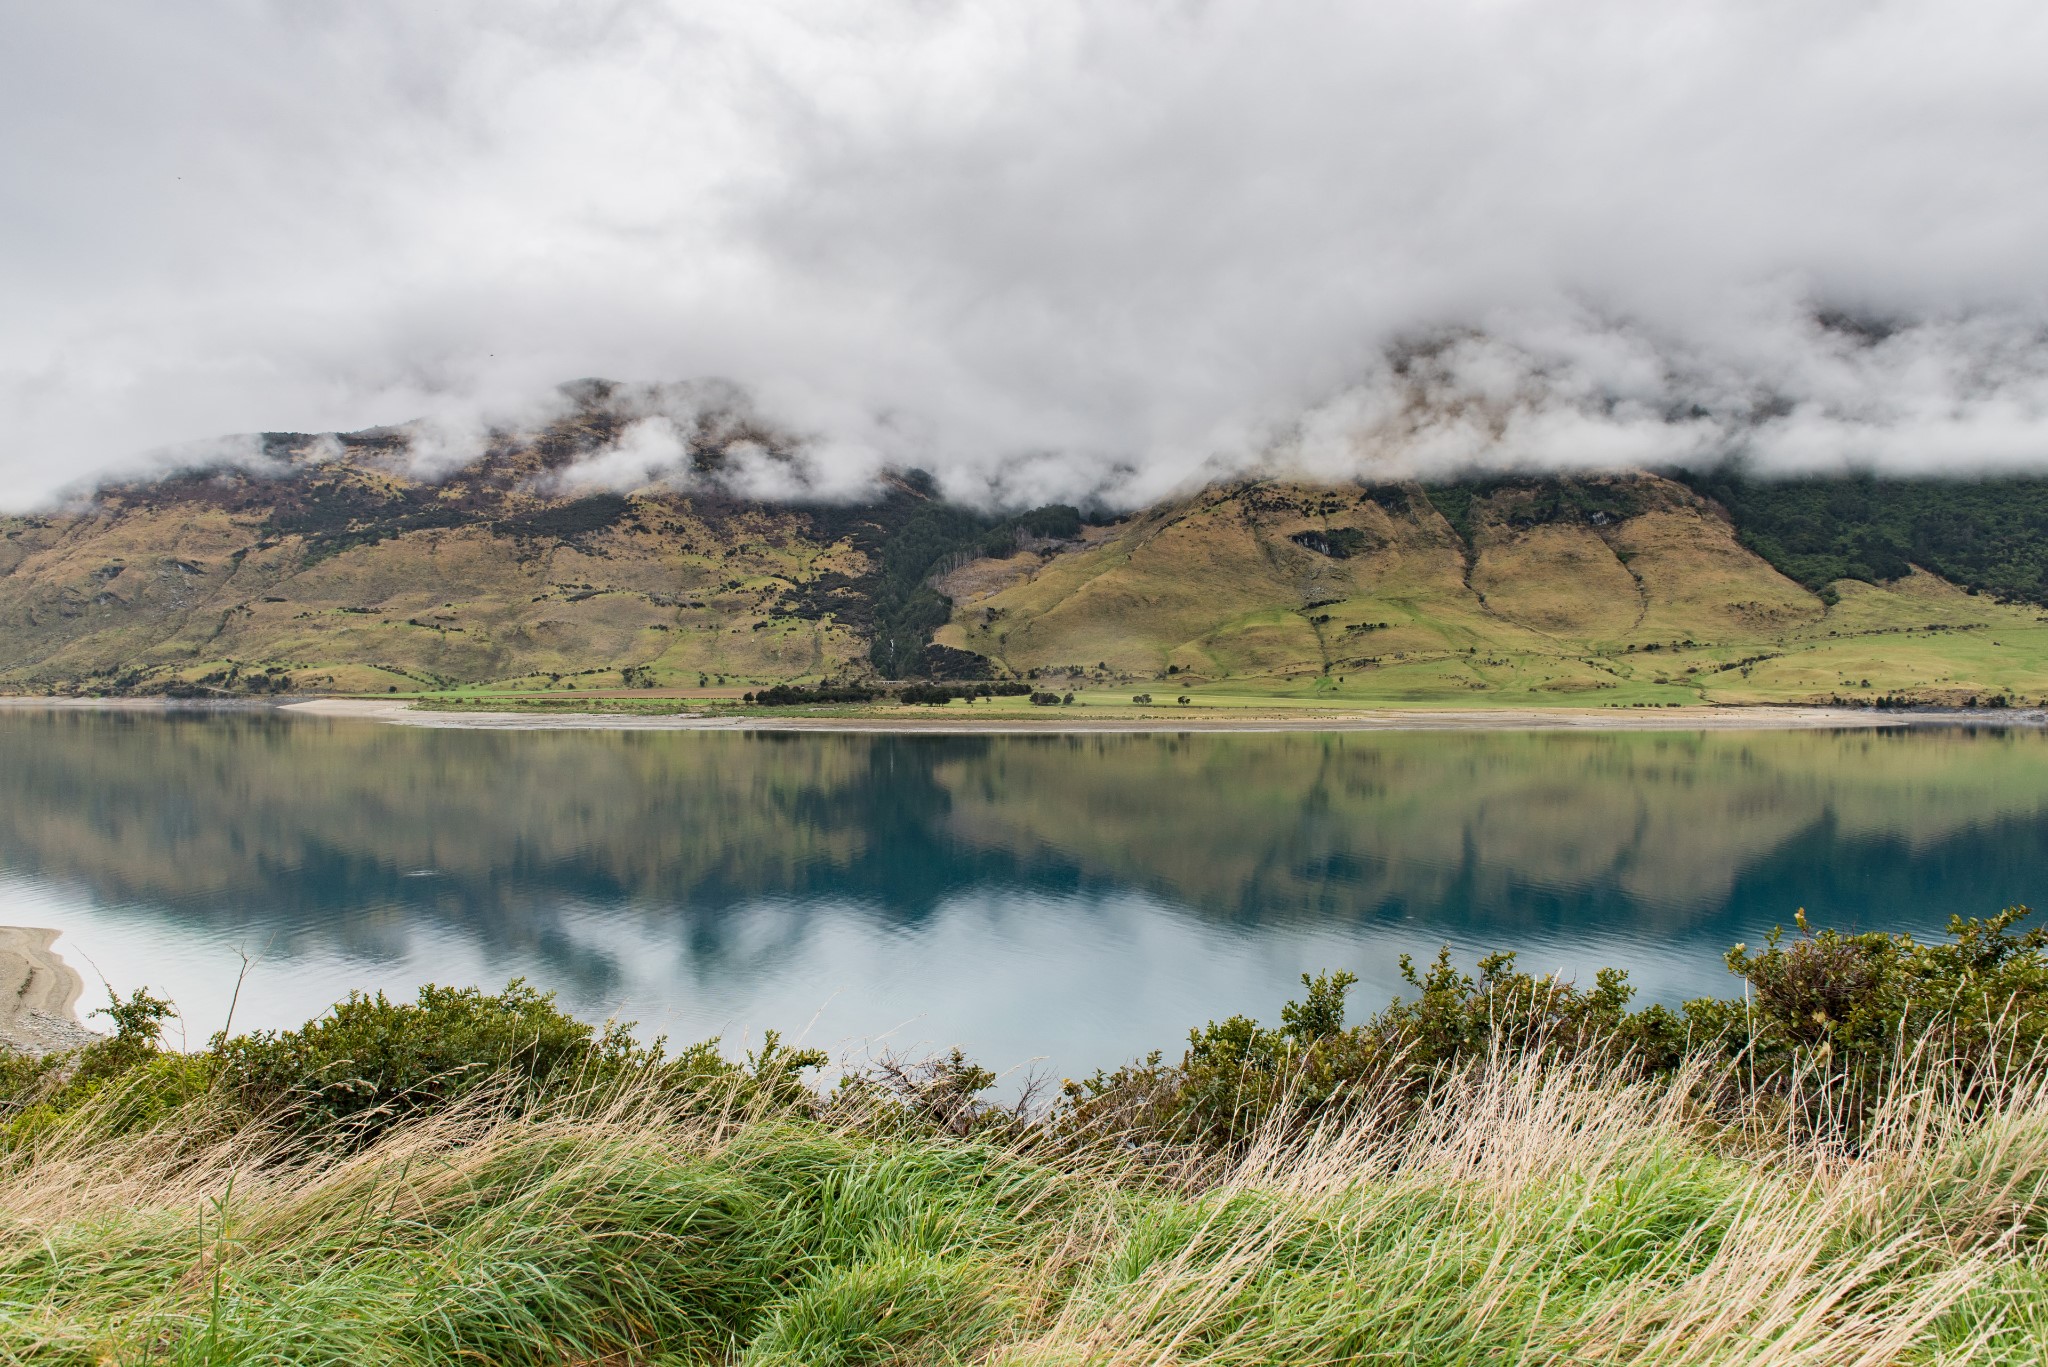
1,1050,2045,1363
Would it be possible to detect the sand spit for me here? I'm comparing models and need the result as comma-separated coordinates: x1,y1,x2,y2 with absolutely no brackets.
272,697,2041,734
288,698,726,730
0,696,267,712
0,927,97,1056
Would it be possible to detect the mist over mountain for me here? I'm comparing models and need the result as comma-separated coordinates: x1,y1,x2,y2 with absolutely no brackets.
6,2,2048,511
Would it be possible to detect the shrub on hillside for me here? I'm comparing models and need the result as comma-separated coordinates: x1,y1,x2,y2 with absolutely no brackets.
1063,954,1684,1149
211,981,627,1134
1694,905,2048,1097
210,980,825,1141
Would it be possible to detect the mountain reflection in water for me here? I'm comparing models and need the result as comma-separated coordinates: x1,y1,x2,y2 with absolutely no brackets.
2,709,2044,1074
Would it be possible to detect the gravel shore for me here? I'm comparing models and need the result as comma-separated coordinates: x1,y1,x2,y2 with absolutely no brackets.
0,927,98,1055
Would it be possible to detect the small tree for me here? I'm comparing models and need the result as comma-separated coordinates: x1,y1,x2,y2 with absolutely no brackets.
1281,970,1357,1042
83,987,177,1081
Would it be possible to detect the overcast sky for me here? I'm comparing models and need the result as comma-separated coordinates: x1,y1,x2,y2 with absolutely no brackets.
4,1,2048,509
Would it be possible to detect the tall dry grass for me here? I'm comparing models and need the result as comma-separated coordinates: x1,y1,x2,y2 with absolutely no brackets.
1,1047,2044,1365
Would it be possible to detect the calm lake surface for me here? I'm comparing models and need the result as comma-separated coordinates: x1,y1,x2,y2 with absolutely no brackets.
4,709,2046,1075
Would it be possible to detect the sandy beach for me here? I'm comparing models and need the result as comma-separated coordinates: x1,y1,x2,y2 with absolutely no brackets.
275,697,2038,734
0,927,96,1055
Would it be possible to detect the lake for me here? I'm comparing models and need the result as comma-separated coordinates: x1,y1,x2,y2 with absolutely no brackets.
3,709,2045,1077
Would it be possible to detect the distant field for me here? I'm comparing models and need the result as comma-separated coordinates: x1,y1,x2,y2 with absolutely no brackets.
396,536,2048,718
260,573,2048,720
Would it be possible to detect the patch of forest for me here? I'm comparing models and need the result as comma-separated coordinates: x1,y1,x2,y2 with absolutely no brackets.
1676,470,2048,603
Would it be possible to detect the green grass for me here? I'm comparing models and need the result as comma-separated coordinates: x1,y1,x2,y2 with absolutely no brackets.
5,1058,2044,1363
387,590,2048,717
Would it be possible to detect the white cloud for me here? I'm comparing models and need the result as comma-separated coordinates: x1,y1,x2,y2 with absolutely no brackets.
552,417,687,495
3,1,2048,510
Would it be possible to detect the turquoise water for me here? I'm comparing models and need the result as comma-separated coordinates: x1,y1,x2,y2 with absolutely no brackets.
2,709,2045,1075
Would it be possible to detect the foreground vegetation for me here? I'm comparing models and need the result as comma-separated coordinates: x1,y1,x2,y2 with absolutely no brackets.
3,909,2047,1361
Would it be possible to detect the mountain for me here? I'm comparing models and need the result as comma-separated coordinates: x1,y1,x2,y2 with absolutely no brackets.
4,403,2048,705
0,396,950,694
933,473,2048,705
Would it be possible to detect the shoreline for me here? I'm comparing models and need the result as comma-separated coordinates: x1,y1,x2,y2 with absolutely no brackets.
2,693,2040,733
284,698,2037,733
0,926,96,1056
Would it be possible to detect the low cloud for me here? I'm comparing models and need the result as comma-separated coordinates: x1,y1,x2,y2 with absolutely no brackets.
5,2,2048,511
1262,306,2048,496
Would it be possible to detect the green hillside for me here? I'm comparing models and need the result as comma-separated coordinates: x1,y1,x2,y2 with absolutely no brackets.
5,406,2048,709
938,474,2048,709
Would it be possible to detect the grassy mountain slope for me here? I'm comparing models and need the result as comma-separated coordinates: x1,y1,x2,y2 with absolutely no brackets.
7,419,2048,706
0,493,867,694
939,473,2048,706
941,475,1801,677
0,401,944,693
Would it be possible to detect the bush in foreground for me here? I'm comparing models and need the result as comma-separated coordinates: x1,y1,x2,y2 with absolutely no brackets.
1068,906,2048,1152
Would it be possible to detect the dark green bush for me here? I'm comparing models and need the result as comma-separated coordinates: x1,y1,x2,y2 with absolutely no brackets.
491,493,633,542
1289,527,1370,559
1014,504,1083,540
748,683,881,706
1063,908,2048,1151
866,502,989,677
79,986,179,1084
203,981,834,1143
899,682,999,705
917,643,998,680
1696,905,2048,1095
1062,955,1686,1148
210,980,645,1135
